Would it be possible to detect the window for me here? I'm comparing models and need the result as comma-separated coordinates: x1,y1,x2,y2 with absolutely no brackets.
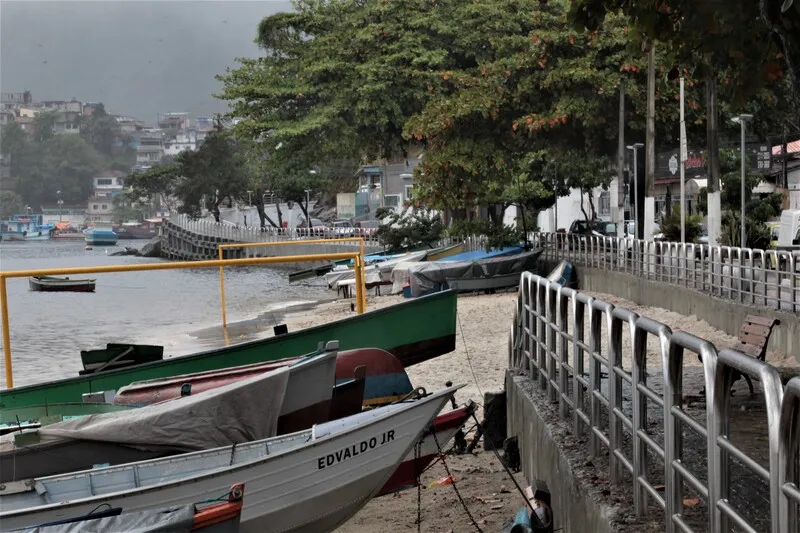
96,178,113,186
404,185,414,201
92,204,99,210
101,204,108,210
384,194,401,208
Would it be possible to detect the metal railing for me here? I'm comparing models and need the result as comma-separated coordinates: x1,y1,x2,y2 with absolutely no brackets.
510,272,800,533
167,214,384,244
531,233,800,314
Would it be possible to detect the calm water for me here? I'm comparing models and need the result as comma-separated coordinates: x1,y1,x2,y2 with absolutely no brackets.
0,240,332,387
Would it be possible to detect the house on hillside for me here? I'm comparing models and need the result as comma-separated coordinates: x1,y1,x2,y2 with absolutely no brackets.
340,155,421,220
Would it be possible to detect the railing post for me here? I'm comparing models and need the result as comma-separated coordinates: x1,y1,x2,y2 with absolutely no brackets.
0,275,12,388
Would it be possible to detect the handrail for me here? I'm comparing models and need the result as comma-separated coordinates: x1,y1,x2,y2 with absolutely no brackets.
0,252,363,389
510,272,800,532
216,238,368,326
531,232,799,314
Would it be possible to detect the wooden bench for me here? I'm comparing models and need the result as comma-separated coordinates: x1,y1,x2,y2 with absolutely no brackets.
698,315,780,395
731,315,780,394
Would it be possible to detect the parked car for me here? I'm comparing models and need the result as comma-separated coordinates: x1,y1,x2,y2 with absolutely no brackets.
354,220,380,237
331,220,356,237
296,218,328,237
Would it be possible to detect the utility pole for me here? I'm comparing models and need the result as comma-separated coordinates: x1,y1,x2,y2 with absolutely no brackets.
733,114,753,247
679,78,687,243
617,79,625,238
644,43,656,241
627,144,644,238
706,75,721,246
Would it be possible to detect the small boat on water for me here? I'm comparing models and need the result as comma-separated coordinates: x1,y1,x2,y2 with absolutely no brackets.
83,225,118,245
0,386,459,533
29,276,97,293
0,348,339,482
0,290,458,411
0,215,55,241
20,483,245,532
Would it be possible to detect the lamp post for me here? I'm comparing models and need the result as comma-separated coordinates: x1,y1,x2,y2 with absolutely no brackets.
732,114,752,247
626,143,644,238
57,190,63,222
304,189,312,229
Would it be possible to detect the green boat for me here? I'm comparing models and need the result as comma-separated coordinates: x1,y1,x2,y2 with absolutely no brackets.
0,290,458,410
1,402,135,431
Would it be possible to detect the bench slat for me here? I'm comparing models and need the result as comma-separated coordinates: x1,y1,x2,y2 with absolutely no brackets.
737,343,764,358
743,315,779,328
740,323,772,337
739,331,770,348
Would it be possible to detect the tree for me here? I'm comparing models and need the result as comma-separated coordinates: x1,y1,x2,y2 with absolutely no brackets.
32,111,58,144
39,135,104,204
80,104,123,157
127,161,182,215
375,206,445,250
0,191,25,219
175,133,252,222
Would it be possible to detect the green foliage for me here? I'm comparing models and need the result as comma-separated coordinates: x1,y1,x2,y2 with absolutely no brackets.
111,190,149,224
0,191,25,219
127,162,183,214
659,203,703,242
375,207,445,250
447,218,523,251
32,112,58,144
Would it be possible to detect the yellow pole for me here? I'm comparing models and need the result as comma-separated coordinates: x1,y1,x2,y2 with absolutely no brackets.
359,240,367,312
1,276,12,389
353,253,364,314
218,247,228,328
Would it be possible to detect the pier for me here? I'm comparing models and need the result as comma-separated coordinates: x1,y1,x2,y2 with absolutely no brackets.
507,233,800,533
160,214,384,264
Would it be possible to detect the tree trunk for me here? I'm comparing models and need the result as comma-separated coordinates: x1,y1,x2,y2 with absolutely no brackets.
587,192,597,222
644,42,656,240
580,187,590,223
706,73,722,246
275,198,284,228
212,203,221,223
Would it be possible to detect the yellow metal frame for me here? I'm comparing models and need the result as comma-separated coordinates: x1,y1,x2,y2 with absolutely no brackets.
0,252,364,389
217,238,368,327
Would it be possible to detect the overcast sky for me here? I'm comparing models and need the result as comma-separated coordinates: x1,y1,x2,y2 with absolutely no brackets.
0,1,291,124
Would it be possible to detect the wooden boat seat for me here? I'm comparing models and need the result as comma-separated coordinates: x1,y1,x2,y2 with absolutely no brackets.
80,344,164,375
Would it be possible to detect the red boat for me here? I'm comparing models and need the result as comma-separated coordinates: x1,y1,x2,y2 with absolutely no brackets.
113,348,413,408
378,401,476,496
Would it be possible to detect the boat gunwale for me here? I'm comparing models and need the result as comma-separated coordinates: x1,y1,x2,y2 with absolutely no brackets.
0,290,457,400
0,387,461,519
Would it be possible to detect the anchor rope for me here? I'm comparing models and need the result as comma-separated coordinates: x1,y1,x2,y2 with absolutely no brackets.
431,429,483,532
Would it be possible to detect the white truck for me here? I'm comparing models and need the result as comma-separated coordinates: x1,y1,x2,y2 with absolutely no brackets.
776,210,800,252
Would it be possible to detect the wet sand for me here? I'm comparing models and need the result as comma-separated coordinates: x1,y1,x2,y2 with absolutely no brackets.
280,289,798,532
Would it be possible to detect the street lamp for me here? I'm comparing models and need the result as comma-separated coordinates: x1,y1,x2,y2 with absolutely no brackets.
626,143,644,238
732,114,753,247
57,190,63,222
304,189,312,229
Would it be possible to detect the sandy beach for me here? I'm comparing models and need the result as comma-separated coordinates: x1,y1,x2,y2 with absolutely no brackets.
281,288,799,532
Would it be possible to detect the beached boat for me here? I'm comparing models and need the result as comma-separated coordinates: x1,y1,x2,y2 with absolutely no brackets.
323,251,429,289
80,343,164,374
112,347,412,408
408,248,543,297
0,402,136,436
83,226,118,245
0,290,457,410
22,483,245,532
0,349,338,482
29,276,97,293
380,401,476,495
0,386,459,533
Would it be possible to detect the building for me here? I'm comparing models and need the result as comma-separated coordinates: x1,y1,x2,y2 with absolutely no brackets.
136,129,165,165
157,112,190,135
164,130,197,156
86,173,126,223
344,155,421,219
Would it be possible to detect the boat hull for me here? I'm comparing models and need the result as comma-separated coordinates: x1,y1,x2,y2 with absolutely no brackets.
29,276,96,293
0,389,456,533
113,348,412,408
0,291,457,410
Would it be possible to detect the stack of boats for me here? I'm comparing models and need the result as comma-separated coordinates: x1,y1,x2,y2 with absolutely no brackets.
293,241,543,298
0,291,473,532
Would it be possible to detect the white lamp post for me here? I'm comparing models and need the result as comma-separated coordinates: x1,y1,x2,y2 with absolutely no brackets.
732,114,753,247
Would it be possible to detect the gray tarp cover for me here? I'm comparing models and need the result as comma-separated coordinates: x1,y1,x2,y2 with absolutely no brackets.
3,365,290,454
21,504,198,533
408,249,543,297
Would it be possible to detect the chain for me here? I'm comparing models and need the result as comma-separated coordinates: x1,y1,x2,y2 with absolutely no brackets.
431,430,483,532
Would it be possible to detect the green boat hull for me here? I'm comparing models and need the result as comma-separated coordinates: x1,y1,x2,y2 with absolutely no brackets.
0,290,458,410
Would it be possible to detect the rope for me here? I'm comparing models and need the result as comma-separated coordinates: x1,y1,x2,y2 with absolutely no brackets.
457,310,484,400
431,429,483,532
415,441,422,533
194,487,236,505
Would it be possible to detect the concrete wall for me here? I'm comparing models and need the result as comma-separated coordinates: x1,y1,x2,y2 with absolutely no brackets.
506,372,635,532
540,260,800,360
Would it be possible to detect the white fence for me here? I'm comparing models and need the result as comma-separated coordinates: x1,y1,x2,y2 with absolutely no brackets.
531,233,800,314
510,272,800,533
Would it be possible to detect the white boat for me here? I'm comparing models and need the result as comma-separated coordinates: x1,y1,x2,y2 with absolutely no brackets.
0,348,338,482
0,386,460,533
323,251,429,289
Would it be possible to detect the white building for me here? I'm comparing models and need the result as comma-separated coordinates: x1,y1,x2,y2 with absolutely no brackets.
164,130,197,156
